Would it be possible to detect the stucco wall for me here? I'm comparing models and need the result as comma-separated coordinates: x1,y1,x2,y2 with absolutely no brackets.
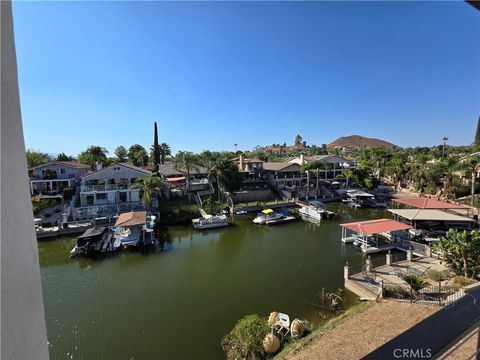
1,1,49,358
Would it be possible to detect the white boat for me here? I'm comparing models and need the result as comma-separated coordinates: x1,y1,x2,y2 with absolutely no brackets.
113,211,156,247
235,209,248,215
192,214,229,229
69,226,109,258
253,209,284,224
299,200,335,220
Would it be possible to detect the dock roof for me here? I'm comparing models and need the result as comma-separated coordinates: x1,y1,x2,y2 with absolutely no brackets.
388,209,475,222
115,211,147,227
340,219,411,235
392,198,467,210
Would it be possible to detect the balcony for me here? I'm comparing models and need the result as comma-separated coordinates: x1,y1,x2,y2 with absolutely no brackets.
80,183,131,192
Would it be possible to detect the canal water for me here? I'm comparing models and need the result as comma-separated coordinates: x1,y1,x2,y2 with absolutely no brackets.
38,204,391,359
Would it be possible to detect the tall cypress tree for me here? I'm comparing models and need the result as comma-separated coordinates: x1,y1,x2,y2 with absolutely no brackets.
474,116,480,150
153,122,160,174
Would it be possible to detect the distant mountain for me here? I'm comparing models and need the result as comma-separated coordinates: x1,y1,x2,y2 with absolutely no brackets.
328,135,397,149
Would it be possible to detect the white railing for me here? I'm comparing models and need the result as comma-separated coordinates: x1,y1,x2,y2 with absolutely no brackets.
81,183,134,192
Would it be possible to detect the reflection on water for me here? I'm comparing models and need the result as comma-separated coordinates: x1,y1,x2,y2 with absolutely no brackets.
39,204,388,359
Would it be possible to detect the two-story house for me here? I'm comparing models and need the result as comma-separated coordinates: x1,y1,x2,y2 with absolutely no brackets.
28,161,89,198
74,163,157,219
262,154,355,200
229,155,273,203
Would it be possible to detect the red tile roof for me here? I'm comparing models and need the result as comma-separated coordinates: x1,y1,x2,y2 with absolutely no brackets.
340,219,411,235
392,198,467,210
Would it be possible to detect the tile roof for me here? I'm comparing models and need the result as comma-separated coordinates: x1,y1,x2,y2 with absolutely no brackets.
115,211,147,227
158,163,207,176
340,218,411,235
262,162,300,171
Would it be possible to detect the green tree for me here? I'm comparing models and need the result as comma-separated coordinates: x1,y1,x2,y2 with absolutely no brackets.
114,146,128,163
402,274,426,295
77,145,108,170
26,150,51,168
459,155,480,206
130,174,164,210
294,134,303,147
213,157,243,200
56,153,74,161
442,137,449,158
159,143,171,164
435,229,480,278
221,314,270,360
128,144,149,167
173,151,200,193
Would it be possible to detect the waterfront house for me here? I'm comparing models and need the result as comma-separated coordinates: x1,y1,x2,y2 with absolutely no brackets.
158,162,211,193
229,155,274,202
74,163,157,219
28,161,89,199
262,154,355,200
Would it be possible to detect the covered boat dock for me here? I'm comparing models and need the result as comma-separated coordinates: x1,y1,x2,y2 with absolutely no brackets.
391,198,472,218
388,208,475,230
340,219,412,254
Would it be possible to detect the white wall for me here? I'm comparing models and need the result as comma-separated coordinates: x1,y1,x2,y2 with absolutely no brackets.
1,1,49,358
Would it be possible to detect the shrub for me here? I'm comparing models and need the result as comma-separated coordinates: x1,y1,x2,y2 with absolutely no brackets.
427,269,451,282
44,212,52,218
384,285,408,298
453,276,476,288
402,274,426,292
221,314,270,360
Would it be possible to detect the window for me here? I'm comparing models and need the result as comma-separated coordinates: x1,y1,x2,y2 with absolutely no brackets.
60,168,66,174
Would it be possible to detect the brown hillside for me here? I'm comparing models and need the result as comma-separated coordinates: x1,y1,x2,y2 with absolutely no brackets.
328,135,397,149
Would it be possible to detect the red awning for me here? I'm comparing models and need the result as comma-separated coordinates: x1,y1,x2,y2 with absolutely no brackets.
392,198,467,210
340,219,411,235
165,176,186,183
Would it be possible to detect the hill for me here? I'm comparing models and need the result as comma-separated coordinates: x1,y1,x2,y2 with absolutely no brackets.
328,135,397,149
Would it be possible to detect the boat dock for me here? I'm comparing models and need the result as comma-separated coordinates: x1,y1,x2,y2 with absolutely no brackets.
265,216,296,225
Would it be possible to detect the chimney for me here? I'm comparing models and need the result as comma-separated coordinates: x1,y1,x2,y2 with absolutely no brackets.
95,162,103,171
239,154,244,171
300,154,305,165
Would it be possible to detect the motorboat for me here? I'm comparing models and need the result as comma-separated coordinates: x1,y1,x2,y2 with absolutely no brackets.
253,209,284,224
113,211,156,247
70,226,111,258
235,209,248,215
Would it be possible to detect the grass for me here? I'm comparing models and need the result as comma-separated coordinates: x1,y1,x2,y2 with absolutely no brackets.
237,199,285,208
274,301,373,360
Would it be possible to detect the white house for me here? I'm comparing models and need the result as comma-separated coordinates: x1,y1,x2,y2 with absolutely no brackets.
74,163,156,219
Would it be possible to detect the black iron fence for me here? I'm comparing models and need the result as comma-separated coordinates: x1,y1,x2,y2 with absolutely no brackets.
382,281,465,306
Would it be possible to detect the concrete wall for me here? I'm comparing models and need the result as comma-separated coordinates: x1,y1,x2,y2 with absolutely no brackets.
232,189,273,203
1,1,49,358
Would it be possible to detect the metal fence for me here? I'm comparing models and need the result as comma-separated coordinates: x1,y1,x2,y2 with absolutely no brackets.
382,281,465,306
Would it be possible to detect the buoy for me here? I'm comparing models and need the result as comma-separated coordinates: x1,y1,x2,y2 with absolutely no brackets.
263,333,280,353
290,319,306,339
268,311,278,326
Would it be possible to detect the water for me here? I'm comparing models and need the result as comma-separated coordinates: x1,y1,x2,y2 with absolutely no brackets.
39,204,389,359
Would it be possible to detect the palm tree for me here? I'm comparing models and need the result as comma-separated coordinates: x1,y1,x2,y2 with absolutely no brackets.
402,274,426,299
130,174,164,211
159,143,171,164
442,137,449,158
173,151,199,194
459,153,480,206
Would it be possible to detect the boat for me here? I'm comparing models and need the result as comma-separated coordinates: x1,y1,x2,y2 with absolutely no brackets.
235,209,248,215
113,211,157,247
299,200,335,220
345,190,381,208
192,208,229,229
253,209,284,224
69,226,111,258
192,214,229,229
352,234,375,247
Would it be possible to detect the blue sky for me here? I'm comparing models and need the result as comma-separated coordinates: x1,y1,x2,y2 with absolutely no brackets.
13,1,479,156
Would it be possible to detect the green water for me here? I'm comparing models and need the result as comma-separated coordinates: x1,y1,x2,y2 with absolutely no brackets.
39,204,390,359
